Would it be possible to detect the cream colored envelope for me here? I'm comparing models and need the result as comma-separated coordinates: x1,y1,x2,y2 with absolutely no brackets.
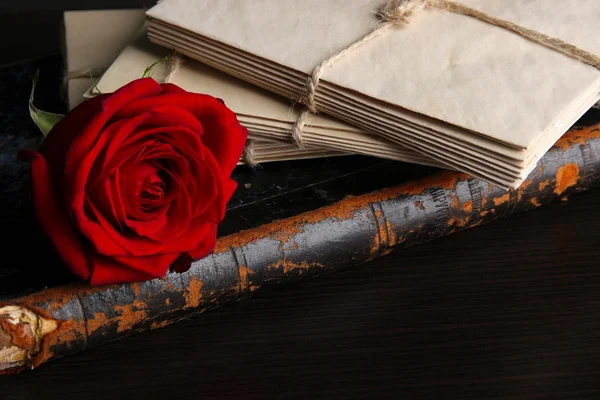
146,0,600,187
62,9,147,109
88,31,445,169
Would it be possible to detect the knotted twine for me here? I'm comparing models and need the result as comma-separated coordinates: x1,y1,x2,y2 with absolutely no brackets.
291,0,600,148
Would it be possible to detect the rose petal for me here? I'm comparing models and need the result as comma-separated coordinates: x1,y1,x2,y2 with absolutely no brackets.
159,219,214,254
160,83,188,94
86,114,152,190
29,152,90,280
39,94,110,180
113,93,247,177
116,104,204,139
89,253,158,285
84,193,162,256
64,78,161,215
112,252,179,277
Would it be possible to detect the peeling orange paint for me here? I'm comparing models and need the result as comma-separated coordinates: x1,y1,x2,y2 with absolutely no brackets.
183,277,203,309
369,233,381,258
455,217,470,228
151,320,170,330
519,179,533,191
462,200,473,213
450,195,460,208
87,312,107,335
131,282,141,297
554,164,579,195
114,304,147,333
267,260,325,275
238,265,251,292
413,201,425,210
385,220,405,247
493,193,510,206
538,181,551,191
553,125,600,150
530,198,541,207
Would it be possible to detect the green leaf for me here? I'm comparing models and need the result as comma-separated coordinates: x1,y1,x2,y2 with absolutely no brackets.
29,70,65,137
142,51,175,78
89,70,102,95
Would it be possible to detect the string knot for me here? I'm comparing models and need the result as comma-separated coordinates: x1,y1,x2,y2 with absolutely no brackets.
378,0,428,25
243,140,258,167
290,109,310,148
303,0,426,114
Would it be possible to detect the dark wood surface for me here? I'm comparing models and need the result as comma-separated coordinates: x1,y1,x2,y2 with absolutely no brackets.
2,188,599,399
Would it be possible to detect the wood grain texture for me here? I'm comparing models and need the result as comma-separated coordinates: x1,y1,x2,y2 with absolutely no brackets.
2,188,599,399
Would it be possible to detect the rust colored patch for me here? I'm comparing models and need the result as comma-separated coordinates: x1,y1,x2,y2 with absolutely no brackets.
493,193,510,206
369,233,380,258
289,242,299,250
165,298,171,306
553,124,600,151
530,198,541,207
183,277,203,309
538,181,551,191
450,195,460,208
86,312,107,335
238,265,250,292
561,196,569,202
132,300,147,309
267,259,325,275
213,171,468,254
131,282,141,297
385,221,405,247
151,320,170,330
516,179,535,202
519,179,533,191
15,284,83,314
554,163,580,195
447,217,470,228
0,319,35,349
413,201,425,210
114,305,147,333
480,210,489,217
462,200,473,213
455,217,470,228
249,285,260,293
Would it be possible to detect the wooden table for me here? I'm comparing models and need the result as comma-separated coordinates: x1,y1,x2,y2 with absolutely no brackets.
3,188,599,399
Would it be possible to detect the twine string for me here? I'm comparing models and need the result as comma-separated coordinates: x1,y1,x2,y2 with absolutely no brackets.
242,139,258,166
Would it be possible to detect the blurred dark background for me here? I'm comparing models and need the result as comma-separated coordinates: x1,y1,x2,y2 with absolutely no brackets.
0,1,157,65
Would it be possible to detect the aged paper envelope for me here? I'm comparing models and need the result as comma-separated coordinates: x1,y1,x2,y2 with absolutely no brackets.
146,0,600,187
62,9,147,109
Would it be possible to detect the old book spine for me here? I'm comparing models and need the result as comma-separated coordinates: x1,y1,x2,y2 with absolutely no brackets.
2,124,600,374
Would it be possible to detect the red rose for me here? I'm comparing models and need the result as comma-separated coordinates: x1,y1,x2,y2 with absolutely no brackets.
24,78,247,285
